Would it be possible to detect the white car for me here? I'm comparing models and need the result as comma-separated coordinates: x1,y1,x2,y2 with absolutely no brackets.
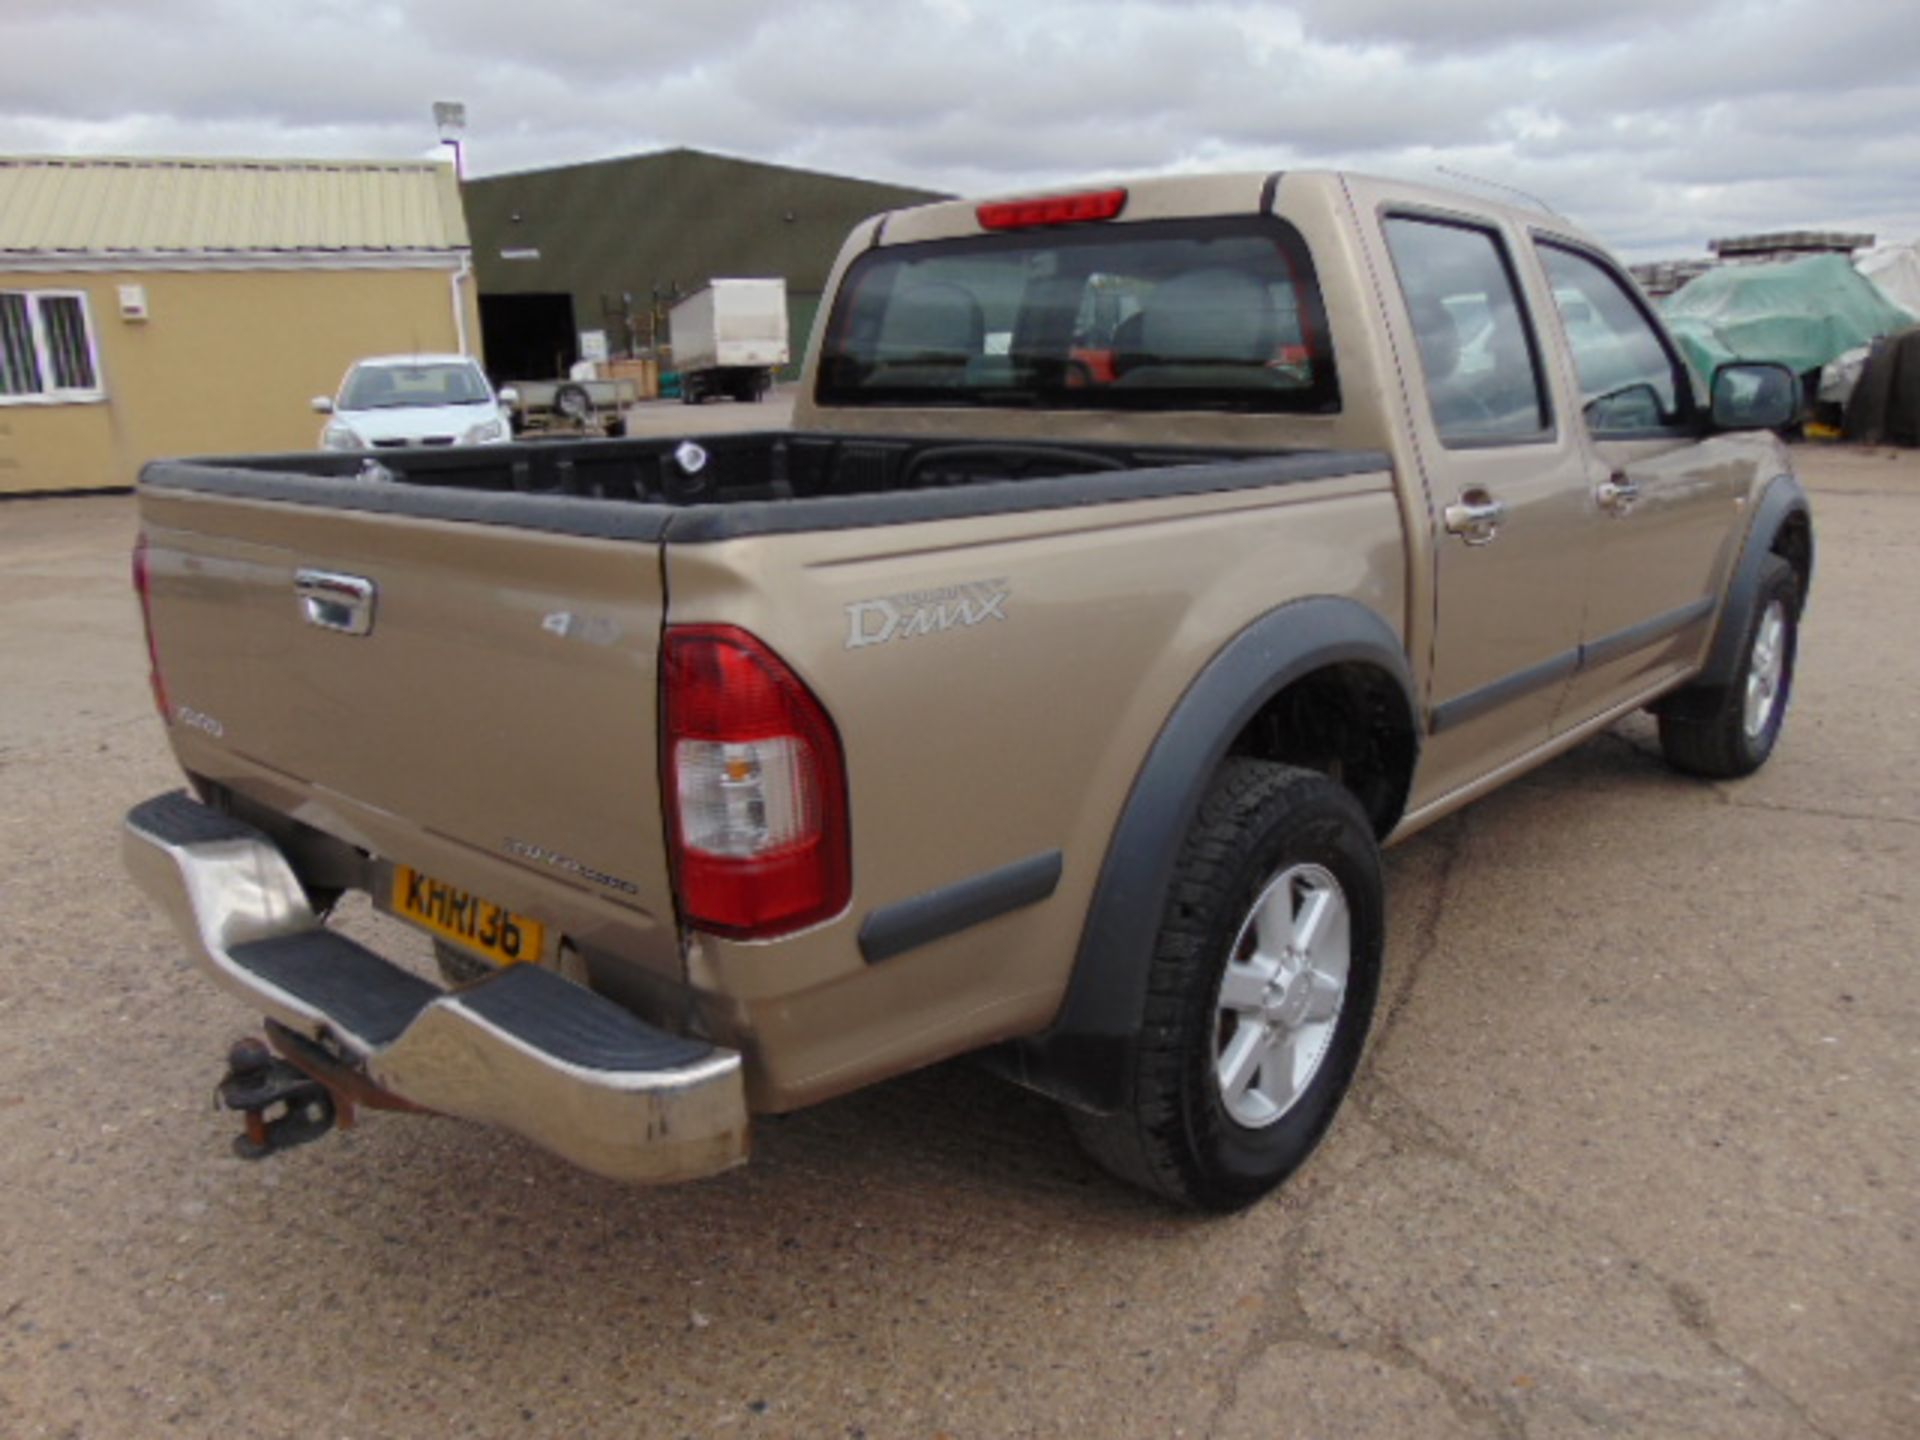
313,355,518,451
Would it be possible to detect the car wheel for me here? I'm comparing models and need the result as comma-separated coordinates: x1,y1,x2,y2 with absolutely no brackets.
1658,556,1800,779
553,382,593,425
1068,759,1383,1211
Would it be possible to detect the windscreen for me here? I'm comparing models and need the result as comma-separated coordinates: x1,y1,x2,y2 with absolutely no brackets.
341,362,491,409
816,216,1339,413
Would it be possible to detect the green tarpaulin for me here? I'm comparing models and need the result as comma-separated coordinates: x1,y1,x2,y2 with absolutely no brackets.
1661,253,1915,382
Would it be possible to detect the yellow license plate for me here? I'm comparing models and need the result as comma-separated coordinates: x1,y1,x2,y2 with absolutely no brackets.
393,865,545,967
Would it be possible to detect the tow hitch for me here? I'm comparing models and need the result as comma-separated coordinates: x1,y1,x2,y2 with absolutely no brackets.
216,1037,337,1160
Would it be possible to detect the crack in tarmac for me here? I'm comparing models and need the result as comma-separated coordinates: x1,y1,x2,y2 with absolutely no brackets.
1713,793,1920,830
1197,1219,1523,1440
1596,730,1920,829
1353,1082,1846,1440
1364,810,1472,1075
1195,815,1527,1440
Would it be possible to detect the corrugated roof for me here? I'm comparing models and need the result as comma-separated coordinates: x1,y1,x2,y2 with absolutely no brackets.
0,154,469,254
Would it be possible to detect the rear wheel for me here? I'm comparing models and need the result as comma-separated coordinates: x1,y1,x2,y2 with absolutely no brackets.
1658,556,1799,778
552,382,594,432
1069,759,1383,1211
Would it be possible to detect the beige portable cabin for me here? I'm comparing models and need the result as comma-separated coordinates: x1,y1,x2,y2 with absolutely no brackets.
0,155,478,494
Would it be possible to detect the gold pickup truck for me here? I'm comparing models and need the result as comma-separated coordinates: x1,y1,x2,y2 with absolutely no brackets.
124,171,1811,1210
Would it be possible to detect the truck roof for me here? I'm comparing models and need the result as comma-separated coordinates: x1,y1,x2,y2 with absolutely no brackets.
873,169,1596,251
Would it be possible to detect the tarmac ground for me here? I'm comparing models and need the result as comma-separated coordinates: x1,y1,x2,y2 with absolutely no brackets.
0,443,1915,1439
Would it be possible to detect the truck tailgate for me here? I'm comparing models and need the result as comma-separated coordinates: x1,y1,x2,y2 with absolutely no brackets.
138,484,677,935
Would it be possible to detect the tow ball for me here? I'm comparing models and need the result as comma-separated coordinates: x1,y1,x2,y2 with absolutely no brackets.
215,1037,338,1160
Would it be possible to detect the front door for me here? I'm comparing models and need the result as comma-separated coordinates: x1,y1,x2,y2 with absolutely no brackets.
1533,241,1747,725
1376,211,1599,809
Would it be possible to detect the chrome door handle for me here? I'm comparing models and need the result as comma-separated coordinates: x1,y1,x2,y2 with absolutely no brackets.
295,569,376,635
1597,473,1641,513
1443,490,1508,546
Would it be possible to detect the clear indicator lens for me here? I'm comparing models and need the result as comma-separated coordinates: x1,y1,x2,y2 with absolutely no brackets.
675,738,818,857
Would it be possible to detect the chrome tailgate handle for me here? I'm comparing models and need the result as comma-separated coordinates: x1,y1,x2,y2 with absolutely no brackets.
295,569,376,635
1443,489,1508,546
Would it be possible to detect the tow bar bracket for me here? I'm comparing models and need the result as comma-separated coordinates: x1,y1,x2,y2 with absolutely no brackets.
216,1037,338,1160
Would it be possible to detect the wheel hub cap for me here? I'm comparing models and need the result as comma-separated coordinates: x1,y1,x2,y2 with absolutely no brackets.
1213,863,1351,1129
1744,600,1787,740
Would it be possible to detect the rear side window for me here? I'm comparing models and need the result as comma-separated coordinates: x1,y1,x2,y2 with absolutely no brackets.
1383,216,1551,446
815,217,1339,413
1536,242,1694,435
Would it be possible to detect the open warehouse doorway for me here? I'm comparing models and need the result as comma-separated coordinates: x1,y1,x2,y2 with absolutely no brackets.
479,293,576,381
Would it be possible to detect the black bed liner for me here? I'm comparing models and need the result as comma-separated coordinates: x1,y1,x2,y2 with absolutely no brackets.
140,430,1390,543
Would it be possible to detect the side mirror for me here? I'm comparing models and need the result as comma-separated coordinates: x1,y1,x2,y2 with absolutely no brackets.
1710,362,1798,431
497,387,520,407
311,396,334,415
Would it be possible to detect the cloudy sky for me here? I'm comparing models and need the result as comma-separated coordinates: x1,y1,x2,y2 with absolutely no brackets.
3,0,1916,259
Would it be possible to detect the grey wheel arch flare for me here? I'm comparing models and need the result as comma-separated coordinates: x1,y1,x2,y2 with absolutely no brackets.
986,596,1417,1114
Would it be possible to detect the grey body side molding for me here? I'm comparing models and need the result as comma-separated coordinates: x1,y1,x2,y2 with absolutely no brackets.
1696,472,1813,690
985,597,1417,1113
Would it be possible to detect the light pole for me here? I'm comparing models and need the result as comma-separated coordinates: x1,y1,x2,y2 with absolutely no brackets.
432,100,467,180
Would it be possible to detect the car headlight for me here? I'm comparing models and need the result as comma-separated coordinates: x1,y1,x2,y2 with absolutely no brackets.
321,422,363,451
463,418,506,444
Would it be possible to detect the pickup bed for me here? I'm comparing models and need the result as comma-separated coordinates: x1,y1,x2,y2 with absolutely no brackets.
126,170,1812,1209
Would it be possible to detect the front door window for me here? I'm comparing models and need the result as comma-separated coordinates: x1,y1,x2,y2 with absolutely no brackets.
1537,243,1696,436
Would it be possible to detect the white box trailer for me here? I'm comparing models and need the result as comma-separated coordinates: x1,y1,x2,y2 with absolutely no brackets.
669,278,790,404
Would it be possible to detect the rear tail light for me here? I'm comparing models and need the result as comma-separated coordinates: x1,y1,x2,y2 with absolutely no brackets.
977,187,1127,230
663,626,850,939
131,532,170,722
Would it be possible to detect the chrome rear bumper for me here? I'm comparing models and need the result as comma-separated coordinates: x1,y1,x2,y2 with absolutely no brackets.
123,791,748,1184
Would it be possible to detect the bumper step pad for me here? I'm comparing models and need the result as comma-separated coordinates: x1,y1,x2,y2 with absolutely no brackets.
230,932,439,1050
453,962,716,1071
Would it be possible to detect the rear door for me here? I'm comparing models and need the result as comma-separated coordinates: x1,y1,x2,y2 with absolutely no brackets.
139,484,678,938
1372,209,1598,806
1533,240,1746,724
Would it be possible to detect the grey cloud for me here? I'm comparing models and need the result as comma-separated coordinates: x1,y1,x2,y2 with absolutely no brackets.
1290,0,1690,54
0,0,1914,260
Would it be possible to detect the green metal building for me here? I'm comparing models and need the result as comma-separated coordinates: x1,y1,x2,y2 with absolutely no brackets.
462,148,945,382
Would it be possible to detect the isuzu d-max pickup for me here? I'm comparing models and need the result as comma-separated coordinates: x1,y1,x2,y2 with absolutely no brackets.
124,171,1811,1209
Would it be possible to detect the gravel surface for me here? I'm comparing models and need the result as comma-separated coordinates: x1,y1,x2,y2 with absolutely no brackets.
1,445,1915,1439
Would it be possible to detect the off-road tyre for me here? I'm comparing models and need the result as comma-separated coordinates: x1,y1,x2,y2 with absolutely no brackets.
1068,759,1384,1211
552,382,593,424
1658,555,1800,779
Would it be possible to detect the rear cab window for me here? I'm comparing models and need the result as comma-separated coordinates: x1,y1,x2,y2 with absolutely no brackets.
815,217,1339,413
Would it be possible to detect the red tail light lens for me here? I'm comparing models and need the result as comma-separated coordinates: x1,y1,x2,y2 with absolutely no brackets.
131,532,170,722
663,626,850,939
976,188,1127,231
